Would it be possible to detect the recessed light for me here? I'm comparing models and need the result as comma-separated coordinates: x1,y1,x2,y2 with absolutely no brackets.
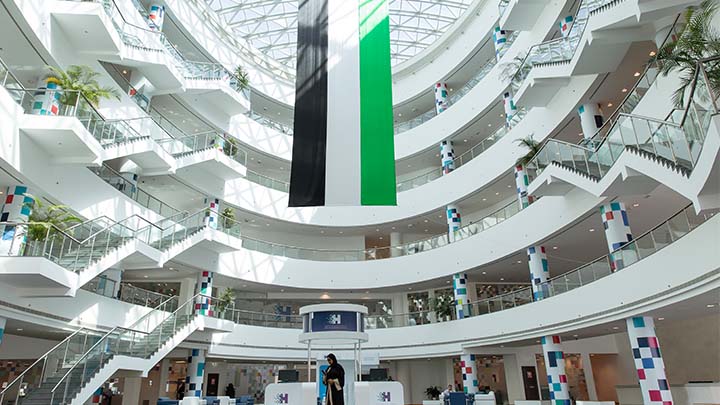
649,51,656,57
16,328,23,331
378,237,383,240
482,271,487,275
169,267,174,270
424,229,428,232
338,231,343,234
612,326,619,330
621,88,628,93
573,334,578,337
122,70,128,75
657,317,665,321
398,113,402,117
607,103,613,107
488,123,492,127
423,219,428,223
482,198,487,201
633,203,640,207
144,275,149,278
707,304,716,308
552,246,558,250
391,226,396,230
495,192,500,195
507,185,512,188
500,278,505,281
589,228,595,232
463,139,468,142
376,229,380,232
516,260,522,264
408,224,413,227
634,72,641,77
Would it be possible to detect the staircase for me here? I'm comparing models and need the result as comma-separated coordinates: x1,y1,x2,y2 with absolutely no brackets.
0,294,216,405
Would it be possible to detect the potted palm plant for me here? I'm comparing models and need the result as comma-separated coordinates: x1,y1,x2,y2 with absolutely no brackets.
430,292,455,322
425,386,442,400
215,287,236,317
222,136,240,158
656,0,720,107
221,207,236,229
515,135,541,167
233,65,250,92
45,65,121,113
25,198,82,242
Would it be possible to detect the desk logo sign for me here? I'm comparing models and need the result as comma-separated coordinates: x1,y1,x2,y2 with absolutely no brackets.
377,392,391,402
310,311,358,332
274,393,289,404
327,314,342,325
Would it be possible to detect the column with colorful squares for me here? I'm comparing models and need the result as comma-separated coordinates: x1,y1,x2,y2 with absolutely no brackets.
435,83,450,114
0,185,34,256
542,336,571,404
148,4,165,31
185,348,206,397
600,202,636,271
493,27,508,61
626,316,674,404
195,271,214,316
460,354,479,394
514,156,571,403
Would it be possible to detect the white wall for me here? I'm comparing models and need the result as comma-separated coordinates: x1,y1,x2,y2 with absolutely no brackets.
0,334,59,359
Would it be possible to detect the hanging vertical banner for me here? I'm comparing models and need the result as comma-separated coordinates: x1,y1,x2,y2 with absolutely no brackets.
290,0,396,207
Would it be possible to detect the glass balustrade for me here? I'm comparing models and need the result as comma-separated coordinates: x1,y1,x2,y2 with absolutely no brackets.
155,131,248,167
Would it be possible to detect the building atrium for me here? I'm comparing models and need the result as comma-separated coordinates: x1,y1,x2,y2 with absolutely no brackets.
0,0,718,404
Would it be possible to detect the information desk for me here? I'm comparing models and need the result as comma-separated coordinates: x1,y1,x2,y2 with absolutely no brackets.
264,382,403,405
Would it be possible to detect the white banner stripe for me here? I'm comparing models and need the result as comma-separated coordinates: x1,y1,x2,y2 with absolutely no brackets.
325,0,362,206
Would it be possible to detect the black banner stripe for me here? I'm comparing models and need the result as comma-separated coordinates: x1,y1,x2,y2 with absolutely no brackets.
289,0,329,207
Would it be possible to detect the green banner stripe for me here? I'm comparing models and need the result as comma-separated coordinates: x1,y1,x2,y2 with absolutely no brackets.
359,0,397,206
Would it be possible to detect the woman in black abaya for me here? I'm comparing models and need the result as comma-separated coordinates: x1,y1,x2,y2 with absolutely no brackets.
323,353,345,405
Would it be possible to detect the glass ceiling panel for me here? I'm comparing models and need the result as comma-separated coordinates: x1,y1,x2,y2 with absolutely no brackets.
204,0,473,69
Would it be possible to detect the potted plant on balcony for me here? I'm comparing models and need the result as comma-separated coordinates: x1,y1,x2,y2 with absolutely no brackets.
25,198,82,242
656,0,720,107
233,65,250,92
45,65,120,112
515,135,541,166
221,207,236,230
222,136,240,158
430,292,455,322
215,287,236,318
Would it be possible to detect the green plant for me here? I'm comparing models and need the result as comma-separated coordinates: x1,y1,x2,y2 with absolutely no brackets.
45,65,121,107
656,0,720,107
500,52,529,83
221,207,236,228
425,386,442,400
234,65,250,91
515,135,541,166
25,198,82,242
222,136,240,158
429,292,455,321
215,287,236,314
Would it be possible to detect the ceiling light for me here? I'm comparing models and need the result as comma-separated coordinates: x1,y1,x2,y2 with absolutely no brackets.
495,192,500,195
391,226,396,230
378,237,383,240
573,334,579,338
649,51,656,57
463,139,468,143
500,278,505,281
423,219,428,223
612,326,619,330
621,88,628,93
482,271,487,275
552,246,558,250
376,229,380,232
398,113,402,117
408,224,413,227
632,203,640,207
424,229,428,232
657,317,665,321
16,328,23,331
482,198,487,201
707,304,716,308
589,228,595,232
144,275,149,278
516,260,522,264
338,231,343,234
607,103,613,107
488,123,492,127
634,72,641,77
122,70,128,75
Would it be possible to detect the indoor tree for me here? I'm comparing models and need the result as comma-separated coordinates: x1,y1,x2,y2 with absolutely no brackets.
656,0,720,107
215,287,236,316
429,292,455,322
233,65,250,92
515,135,541,167
45,65,121,108
25,198,82,242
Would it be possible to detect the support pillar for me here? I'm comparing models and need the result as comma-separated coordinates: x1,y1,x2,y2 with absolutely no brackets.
434,83,449,114
440,140,456,175
581,352,599,401
158,358,171,398
204,198,219,229
32,77,61,116
0,317,5,346
599,202,635,271
578,103,604,140
626,316,673,405
452,273,469,319
559,15,574,37
503,90,518,126
186,349,206,397
493,27,508,61
390,232,401,257
446,204,462,239
196,271,214,316
0,185,34,256
148,4,166,31
514,165,534,209
541,336,571,405
527,246,550,301
459,354,478,394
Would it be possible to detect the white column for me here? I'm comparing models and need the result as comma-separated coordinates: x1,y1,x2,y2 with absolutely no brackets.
493,27,508,61
599,202,636,271
626,316,673,405
578,103,604,139
541,336,571,404
0,317,6,346
559,15,574,37
204,198,220,229
434,83,450,114
122,377,142,405
196,271,214,316
32,77,61,116
390,232,401,257
186,349,206,397
460,354,478,394
0,185,33,256
581,352,599,401
158,358,171,398
504,90,518,126
148,4,166,31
